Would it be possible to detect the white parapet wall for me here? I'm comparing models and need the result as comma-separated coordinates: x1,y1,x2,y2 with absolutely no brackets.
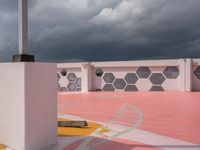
0,62,57,150
57,58,200,92
57,63,82,92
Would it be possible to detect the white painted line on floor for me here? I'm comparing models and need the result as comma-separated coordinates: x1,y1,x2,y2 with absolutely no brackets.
58,114,200,150
119,129,200,150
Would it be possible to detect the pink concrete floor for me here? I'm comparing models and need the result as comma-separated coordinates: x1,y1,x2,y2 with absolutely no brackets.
58,92,200,149
63,137,159,150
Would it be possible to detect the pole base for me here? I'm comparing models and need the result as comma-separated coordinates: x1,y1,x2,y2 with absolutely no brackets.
12,54,35,62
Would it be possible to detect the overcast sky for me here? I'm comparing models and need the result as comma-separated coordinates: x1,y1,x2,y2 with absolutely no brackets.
0,0,200,62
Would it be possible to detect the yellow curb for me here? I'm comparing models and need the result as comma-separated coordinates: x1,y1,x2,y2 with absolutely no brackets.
0,144,6,150
57,118,108,136
0,118,109,149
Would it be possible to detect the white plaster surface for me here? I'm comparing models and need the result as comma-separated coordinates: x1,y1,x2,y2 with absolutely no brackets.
162,78,179,91
136,79,152,91
0,63,25,150
0,63,57,150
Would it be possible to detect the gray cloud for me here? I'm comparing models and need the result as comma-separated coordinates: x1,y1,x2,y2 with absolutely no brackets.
0,0,200,62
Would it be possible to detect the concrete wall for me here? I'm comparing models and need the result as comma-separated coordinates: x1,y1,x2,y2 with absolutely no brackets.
0,63,57,150
25,63,57,150
0,63,25,149
192,59,200,91
57,63,82,92
57,58,200,92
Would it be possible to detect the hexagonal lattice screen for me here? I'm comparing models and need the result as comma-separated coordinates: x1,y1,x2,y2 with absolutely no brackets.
124,73,138,84
103,73,115,83
113,79,126,89
60,87,68,91
103,84,115,91
57,73,60,81
67,83,77,91
163,66,179,79
125,85,138,91
136,67,151,78
194,66,200,79
150,86,164,91
67,73,77,82
60,69,67,76
149,73,165,85
75,78,81,87
96,68,104,77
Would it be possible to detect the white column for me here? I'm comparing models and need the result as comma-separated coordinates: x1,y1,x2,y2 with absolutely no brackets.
0,63,57,150
81,63,93,92
185,58,192,91
18,0,28,54
179,59,186,91
179,58,192,92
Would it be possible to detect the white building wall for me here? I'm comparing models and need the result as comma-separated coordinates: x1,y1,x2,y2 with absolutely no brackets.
0,63,25,150
25,63,57,150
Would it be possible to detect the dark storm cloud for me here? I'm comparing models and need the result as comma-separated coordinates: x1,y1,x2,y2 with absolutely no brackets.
0,1,17,13
0,0,200,62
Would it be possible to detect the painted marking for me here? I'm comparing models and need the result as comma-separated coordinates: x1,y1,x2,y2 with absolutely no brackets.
75,103,143,150
119,129,200,150
59,114,200,150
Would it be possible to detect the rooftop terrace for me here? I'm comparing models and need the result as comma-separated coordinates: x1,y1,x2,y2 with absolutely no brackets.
1,59,200,150
56,91,200,149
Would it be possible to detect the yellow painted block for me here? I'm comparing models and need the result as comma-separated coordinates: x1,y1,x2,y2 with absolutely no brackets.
0,144,6,150
57,118,102,136
0,118,109,150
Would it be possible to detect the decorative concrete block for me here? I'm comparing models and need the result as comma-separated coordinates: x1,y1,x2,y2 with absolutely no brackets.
113,79,126,89
163,66,179,79
0,62,57,150
150,86,164,91
75,78,82,87
194,66,200,79
125,73,138,84
125,85,138,91
103,84,115,91
67,83,77,91
103,73,115,83
136,67,151,78
149,73,165,85
67,73,77,82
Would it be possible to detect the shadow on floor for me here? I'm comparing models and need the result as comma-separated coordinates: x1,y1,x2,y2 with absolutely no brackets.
62,135,200,150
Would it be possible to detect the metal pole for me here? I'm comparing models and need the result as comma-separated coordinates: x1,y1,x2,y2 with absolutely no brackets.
12,0,34,61
18,0,28,54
